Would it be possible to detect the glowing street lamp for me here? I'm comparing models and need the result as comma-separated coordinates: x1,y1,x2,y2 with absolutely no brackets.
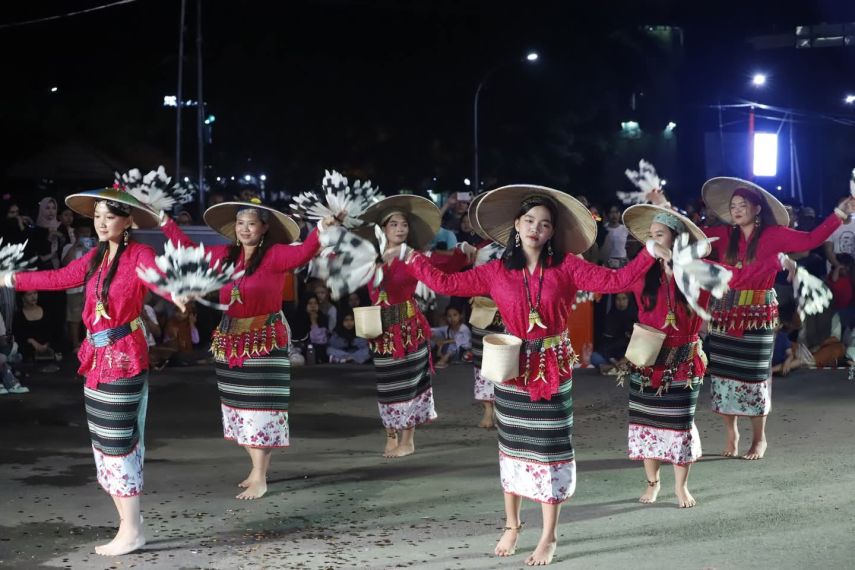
752,73,767,87
845,94,855,104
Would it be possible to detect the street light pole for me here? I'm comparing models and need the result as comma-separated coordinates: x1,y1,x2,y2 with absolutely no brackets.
473,52,538,192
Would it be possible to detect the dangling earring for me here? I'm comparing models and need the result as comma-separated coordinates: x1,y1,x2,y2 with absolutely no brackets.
547,240,554,257
754,215,760,227
514,232,521,249
259,235,265,248
122,230,129,246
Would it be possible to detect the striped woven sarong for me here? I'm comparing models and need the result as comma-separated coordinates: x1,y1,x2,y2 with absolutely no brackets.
83,372,148,497
706,327,774,417
374,342,436,429
495,379,576,503
627,372,702,465
215,347,291,447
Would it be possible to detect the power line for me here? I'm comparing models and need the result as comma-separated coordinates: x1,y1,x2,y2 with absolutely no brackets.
0,0,137,30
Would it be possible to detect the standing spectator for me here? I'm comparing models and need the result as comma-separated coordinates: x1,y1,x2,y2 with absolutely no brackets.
825,206,855,274
439,193,470,233
28,197,66,353
58,207,75,248
600,205,630,268
60,218,97,351
456,213,481,246
290,295,329,363
175,210,194,225
2,202,32,243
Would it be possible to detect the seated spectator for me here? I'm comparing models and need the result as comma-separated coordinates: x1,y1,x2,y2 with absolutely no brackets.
795,301,846,369
591,292,636,373
13,291,58,372
160,302,209,366
346,288,369,310
328,309,371,364
430,305,471,369
313,284,337,330
290,295,329,364
771,302,802,376
826,253,855,331
0,310,27,394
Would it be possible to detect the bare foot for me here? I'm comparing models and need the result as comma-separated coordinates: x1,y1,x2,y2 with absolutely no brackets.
675,485,696,508
722,431,740,457
94,520,146,556
238,475,251,488
235,478,267,500
639,480,660,504
385,442,414,457
742,440,767,460
478,413,495,429
494,527,521,557
382,433,398,457
525,539,557,566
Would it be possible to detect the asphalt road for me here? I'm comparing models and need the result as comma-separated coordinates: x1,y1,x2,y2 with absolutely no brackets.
1,361,854,569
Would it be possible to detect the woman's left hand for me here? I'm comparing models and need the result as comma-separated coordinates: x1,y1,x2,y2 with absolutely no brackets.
838,196,855,215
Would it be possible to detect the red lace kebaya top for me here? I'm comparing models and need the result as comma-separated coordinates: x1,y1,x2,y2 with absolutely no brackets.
162,218,321,366
703,213,840,289
630,257,781,388
367,251,469,359
15,242,166,388
406,250,656,400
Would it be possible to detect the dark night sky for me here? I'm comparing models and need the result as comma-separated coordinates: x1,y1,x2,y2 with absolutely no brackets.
2,0,855,210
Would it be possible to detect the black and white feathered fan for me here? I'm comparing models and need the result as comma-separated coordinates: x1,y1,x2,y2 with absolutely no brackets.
672,234,732,321
308,225,382,300
850,168,855,198
136,241,244,310
619,160,662,205
116,166,195,212
0,239,33,273
779,253,834,321
475,242,504,267
290,170,382,229
571,290,594,311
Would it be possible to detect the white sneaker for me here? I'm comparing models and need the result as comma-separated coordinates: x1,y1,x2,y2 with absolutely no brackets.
9,385,29,394
0,386,8,395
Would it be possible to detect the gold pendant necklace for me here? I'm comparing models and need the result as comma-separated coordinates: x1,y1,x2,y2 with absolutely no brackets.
229,284,243,305
523,263,547,332
662,273,679,331
92,254,111,324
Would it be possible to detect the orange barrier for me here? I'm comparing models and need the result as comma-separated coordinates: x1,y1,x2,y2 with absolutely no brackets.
566,300,594,354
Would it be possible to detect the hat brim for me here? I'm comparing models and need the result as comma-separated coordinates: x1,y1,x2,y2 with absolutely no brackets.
467,192,491,241
701,177,789,226
203,202,300,244
357,194,440,250
65,188,160,229
474,185,596,254
622,204,711,257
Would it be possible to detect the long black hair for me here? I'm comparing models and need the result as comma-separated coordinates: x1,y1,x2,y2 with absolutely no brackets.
223,209,273,276
84,203,131,313
722,189,777,266
641,227,689,312
502,195,566,270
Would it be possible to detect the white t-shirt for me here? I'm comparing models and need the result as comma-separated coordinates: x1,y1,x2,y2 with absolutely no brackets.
601,224,629,260
828,218,855,257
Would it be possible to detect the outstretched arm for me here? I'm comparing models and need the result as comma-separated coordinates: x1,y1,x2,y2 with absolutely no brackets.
561,248,655,294
405,252,493,297
12,248,96,291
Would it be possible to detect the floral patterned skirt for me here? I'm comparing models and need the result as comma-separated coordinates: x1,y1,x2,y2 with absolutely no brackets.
83,372,149,497
215,348,291,447
706,328,775,417
374,343,436,430
627,373,702,465
473,367,495,402
495,378,575,504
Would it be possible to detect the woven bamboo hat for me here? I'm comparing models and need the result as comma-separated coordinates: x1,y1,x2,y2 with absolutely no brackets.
65,188,159,229
357,194,440,250
204,200,300,244
474,185,596,254
466,192,491,240
702,177,789,226
622,204,711,257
